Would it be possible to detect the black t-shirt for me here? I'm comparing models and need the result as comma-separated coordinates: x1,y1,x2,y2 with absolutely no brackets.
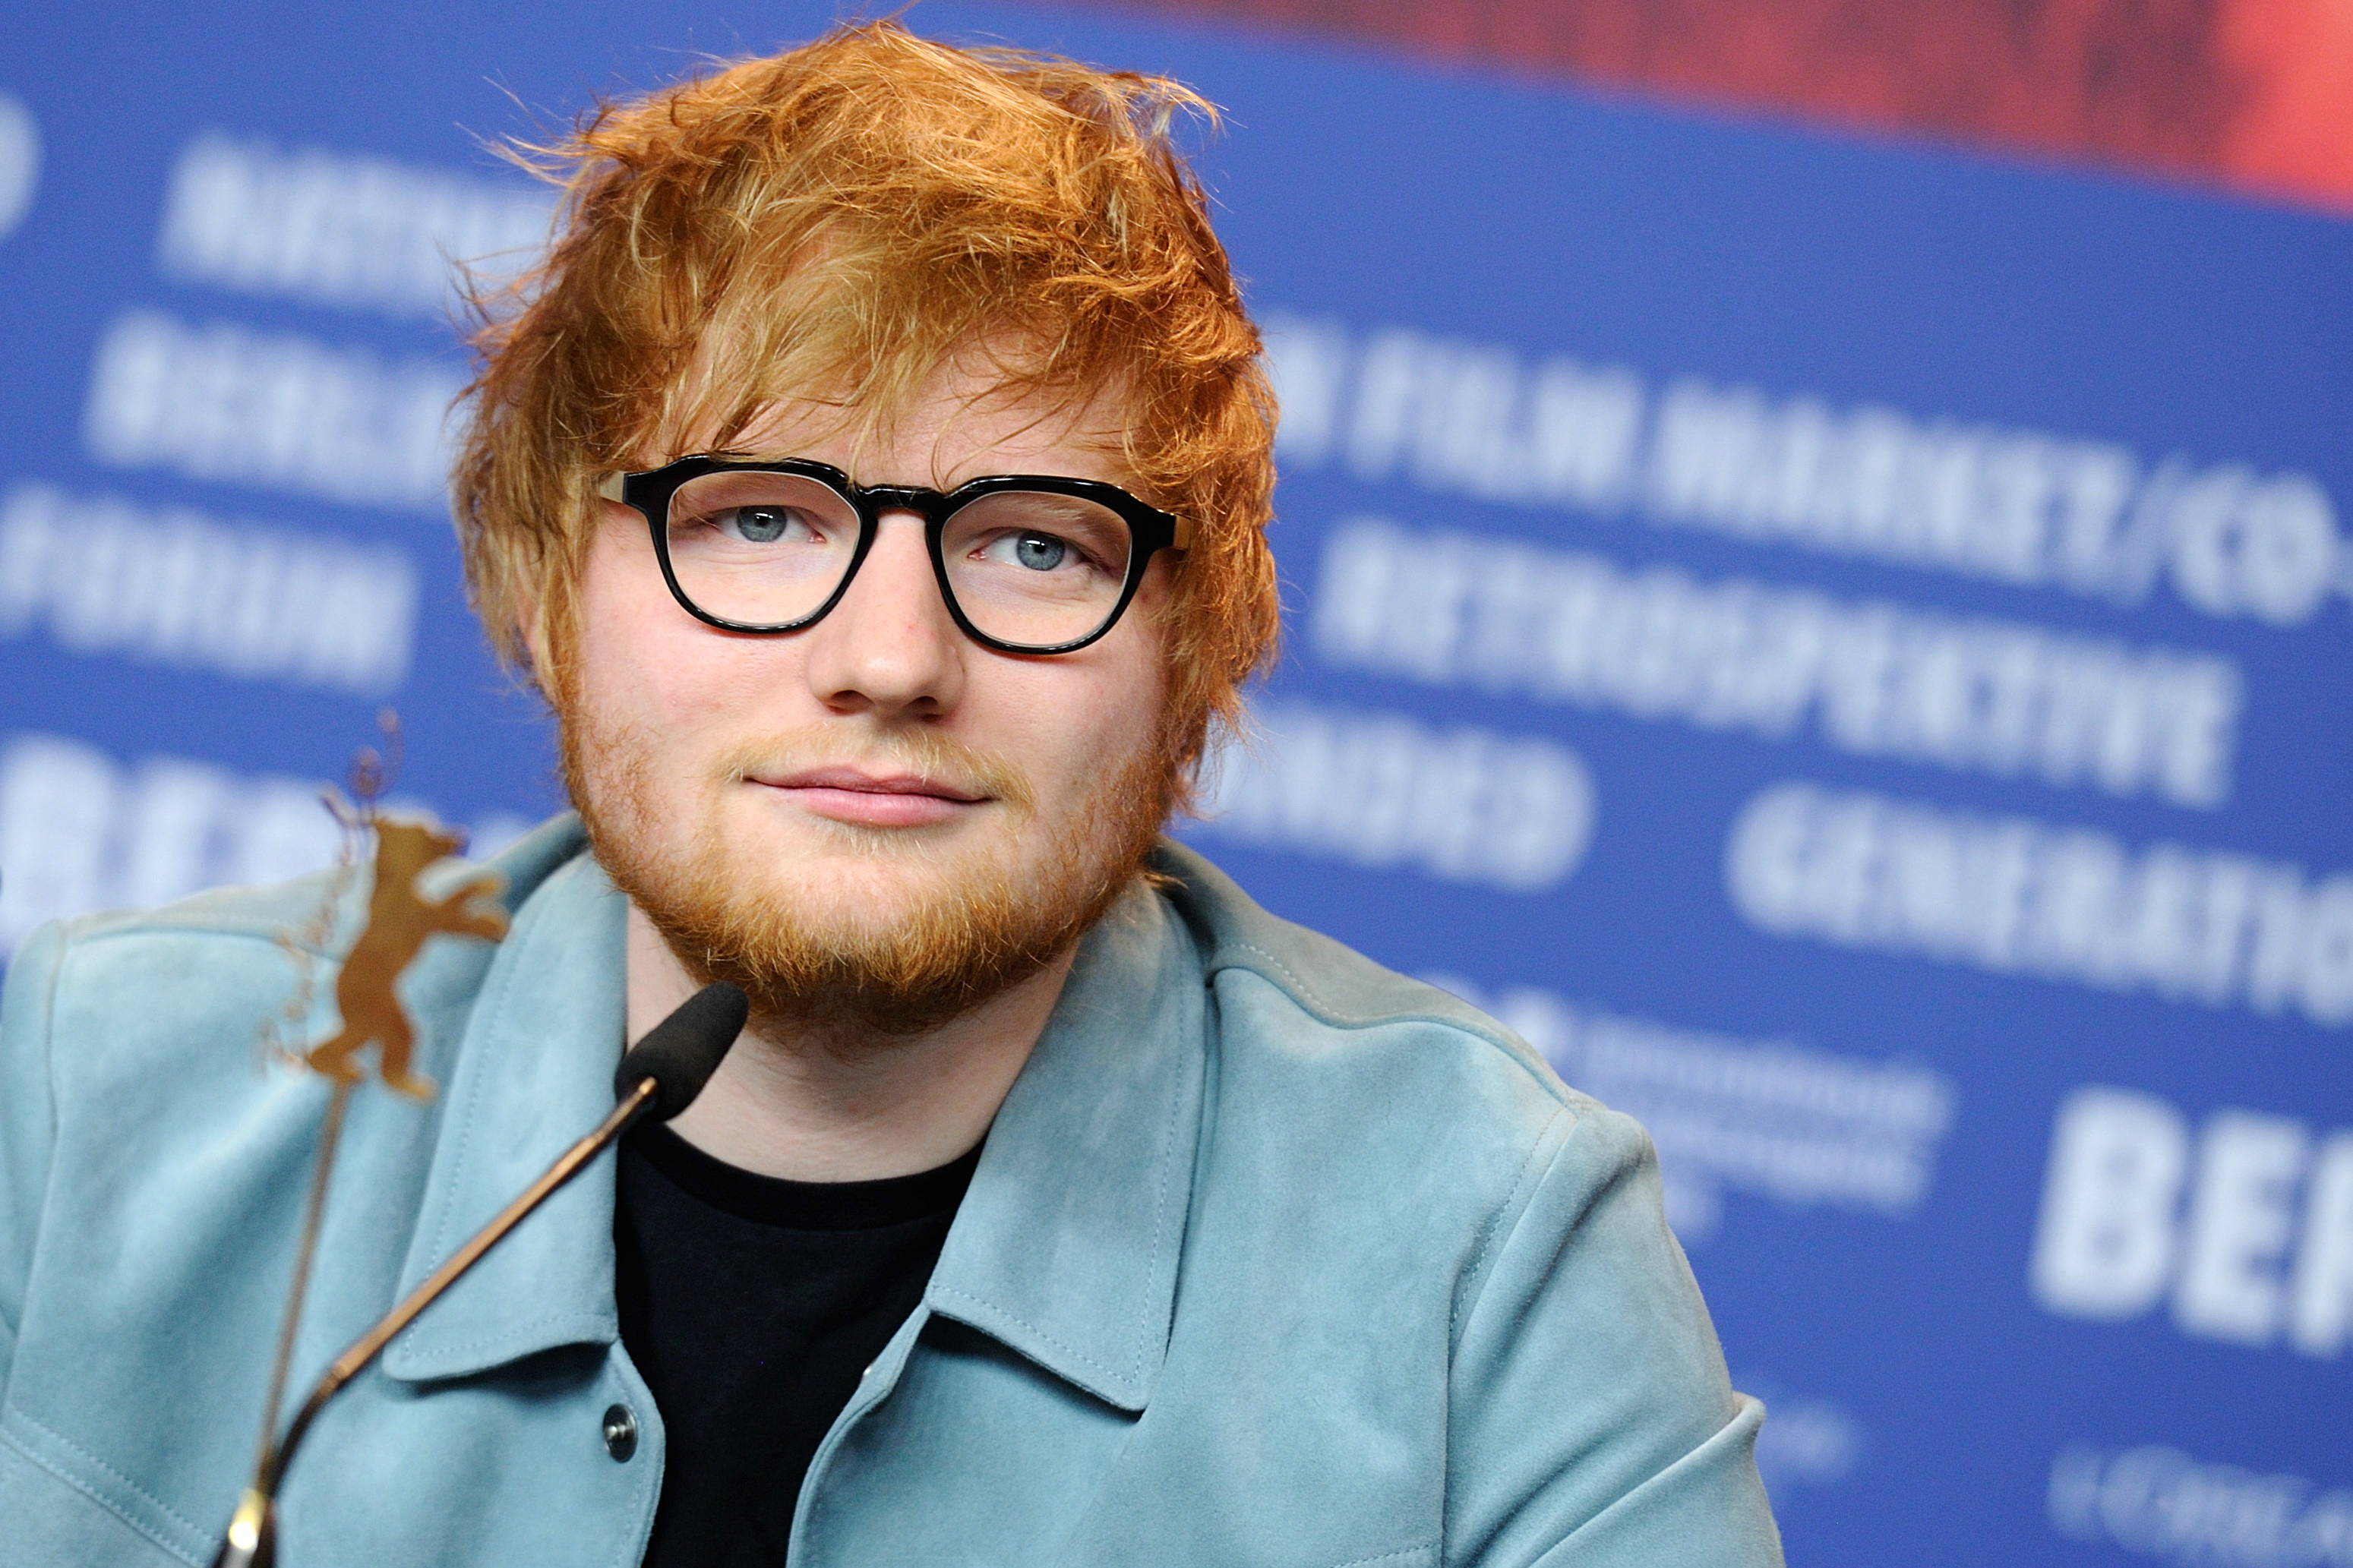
614,1122,981,1568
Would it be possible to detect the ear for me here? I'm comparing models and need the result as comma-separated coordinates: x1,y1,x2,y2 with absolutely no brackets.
516,497,614,692
516,593,553,680
507,571,564,693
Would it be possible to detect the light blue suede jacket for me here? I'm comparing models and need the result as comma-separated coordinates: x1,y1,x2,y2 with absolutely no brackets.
0,815,1781,1567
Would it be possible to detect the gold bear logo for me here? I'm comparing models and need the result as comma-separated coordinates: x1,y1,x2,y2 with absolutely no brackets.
303,819,509,1099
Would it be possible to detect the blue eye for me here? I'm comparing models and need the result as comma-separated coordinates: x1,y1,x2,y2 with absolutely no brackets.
725,506,804,544
1013,533,1068,571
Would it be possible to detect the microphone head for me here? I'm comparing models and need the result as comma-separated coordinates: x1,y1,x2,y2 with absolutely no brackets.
615,982,748,1119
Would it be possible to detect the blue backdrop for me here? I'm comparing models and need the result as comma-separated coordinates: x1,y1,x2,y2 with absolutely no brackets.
4,4,2349,1563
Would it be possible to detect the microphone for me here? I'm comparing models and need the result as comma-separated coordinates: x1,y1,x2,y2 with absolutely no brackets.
213,980,750,1568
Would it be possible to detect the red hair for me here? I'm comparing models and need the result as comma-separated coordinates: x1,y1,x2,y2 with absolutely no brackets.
451,20,1280,791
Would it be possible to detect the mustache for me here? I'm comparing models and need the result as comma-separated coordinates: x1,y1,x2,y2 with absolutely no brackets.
709,726,1038,815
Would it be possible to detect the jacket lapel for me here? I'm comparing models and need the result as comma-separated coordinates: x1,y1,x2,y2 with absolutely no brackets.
924,872,1210,1413
381,827,630,1382
373,822,1214,1407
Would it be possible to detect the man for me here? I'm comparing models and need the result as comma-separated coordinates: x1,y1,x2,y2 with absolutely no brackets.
0,23,1782,1568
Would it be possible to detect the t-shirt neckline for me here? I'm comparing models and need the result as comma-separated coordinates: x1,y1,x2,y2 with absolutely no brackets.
627,1121,984,1232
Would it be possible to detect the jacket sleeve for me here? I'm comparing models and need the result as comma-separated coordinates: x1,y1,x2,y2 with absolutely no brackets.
0,920,64,1390
1446,1099,1784,1567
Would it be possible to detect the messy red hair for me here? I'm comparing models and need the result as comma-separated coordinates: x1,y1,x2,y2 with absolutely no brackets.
452,20,1279,796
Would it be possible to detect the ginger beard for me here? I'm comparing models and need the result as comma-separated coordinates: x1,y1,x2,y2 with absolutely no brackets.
562,701,1178,1042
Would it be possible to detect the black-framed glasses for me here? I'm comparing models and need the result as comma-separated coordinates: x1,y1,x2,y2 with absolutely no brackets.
598,455,1193,655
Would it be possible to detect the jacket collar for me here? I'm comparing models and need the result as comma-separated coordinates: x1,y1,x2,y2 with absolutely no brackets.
922,869,1209,1412
376,816,1213,1413
381,817,629,1381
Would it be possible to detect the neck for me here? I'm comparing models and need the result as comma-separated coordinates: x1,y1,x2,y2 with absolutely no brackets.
623,901,1072,1181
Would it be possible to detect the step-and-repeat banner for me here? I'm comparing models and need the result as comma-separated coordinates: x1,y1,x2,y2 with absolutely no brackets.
4,4,2348,1562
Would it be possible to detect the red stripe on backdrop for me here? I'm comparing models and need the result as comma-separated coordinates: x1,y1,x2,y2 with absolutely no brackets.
1075,0,2353,216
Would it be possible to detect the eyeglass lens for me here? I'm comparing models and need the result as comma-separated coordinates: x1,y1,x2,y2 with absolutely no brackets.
663,471,1135,647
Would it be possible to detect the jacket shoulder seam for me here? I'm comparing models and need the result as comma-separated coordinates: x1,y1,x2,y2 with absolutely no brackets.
1211,941,1574,1106
56,920,337,958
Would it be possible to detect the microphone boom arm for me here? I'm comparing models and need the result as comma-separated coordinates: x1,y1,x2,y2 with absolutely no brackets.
213,980,747,1568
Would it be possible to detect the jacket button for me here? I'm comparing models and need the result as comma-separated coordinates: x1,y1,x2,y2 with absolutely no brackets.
602,1403,638,1462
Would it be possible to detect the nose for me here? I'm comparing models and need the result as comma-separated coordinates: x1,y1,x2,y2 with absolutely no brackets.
798,512,966,719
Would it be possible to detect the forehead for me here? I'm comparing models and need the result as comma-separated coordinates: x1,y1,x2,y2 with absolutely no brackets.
700,355,1139,492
